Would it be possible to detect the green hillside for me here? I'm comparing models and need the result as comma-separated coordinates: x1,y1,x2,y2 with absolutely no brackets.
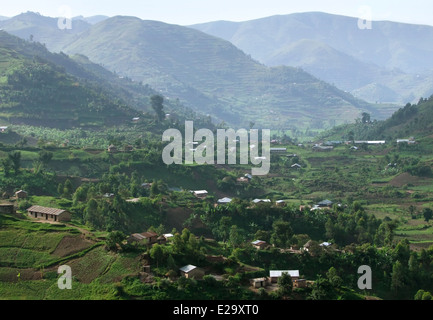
0,31,139,128
319,95,433,142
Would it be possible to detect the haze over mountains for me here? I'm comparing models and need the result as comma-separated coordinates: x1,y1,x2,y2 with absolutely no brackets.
1,11,431,130
191,12,433,105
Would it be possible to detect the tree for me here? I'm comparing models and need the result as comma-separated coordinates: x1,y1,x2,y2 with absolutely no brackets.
271,221,293,248
217,216,232,242
277,272,293,297
151,95,165,122
423,208,433,223
326,267,342,288
150,244,165,268
150,180,160,197
390,261,406,293
8,151,21,175
347,131,355,143
309,276,335,300
85,198,100,227
63,179,74,199
361,112,371,123
38,150,53,168
106,231,126,252
1,158,12,177
229,225,243,248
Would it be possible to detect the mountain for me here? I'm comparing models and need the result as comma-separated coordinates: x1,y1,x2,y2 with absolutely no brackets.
0,16,9,21
0,30,137,128
72,15,109,25
0,12,91,52
55,15,386,129
191,12,433,104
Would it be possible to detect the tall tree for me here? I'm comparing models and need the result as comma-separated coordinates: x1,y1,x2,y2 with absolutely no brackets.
277,272,293,297
391,261,406,294
361,112,371,123
423,208,433,223
151,95,165,122
1,158,12,177
150,244,165,268
8,151,21,175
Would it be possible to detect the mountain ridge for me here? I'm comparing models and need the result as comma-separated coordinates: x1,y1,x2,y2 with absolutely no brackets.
190,12,433,105
0,12,401,129
58,15,383,129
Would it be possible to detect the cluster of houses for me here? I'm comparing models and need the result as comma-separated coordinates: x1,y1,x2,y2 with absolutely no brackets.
321,138,417,148
250,270,307,289
176,263,309,290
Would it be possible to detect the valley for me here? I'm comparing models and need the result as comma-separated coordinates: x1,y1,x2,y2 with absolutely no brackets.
0,8,432,303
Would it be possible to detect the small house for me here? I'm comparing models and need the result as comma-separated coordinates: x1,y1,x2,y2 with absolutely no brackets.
217,197,233,205
129,231,159,246
293,279,308,288
27,205,71,222
157,235,167,245
269,270,300,283
124,145,134,152
237,177,250,183
179,265,205,280
193,190,208,199
317,200,333,208
252,199,271,204
251,240,268,250
276,200,286,207
291,163,302,169
0,203,15,215
244,174,253,180
250,277,269,289
141,183,153,189
108,145,117,153
15,190,28,199
163,233,174,240
320,242,332,248
104,193,115,199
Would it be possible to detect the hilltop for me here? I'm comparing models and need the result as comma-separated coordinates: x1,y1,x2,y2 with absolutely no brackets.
191,12,433,105
1,13,385,130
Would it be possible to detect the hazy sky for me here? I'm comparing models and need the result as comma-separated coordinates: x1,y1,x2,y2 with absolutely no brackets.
1,0,433,26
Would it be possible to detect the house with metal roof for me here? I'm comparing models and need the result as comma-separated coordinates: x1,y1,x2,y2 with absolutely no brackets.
179,265,205,280
251,240,268,250
217,197,233,205
128,231,159,246
27,205,71,222
269,270,300,283
193,190,208,199
252,199,271,204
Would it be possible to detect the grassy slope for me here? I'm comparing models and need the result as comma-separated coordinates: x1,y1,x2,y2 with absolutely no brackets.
61,16,377,129
0,31,138,129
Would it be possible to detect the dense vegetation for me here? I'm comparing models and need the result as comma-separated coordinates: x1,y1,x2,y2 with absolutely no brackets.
0,18,432,302
1,96,433,300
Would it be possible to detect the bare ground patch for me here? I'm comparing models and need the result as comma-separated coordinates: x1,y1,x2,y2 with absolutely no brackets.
51,235,94,258
389,172,428,188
